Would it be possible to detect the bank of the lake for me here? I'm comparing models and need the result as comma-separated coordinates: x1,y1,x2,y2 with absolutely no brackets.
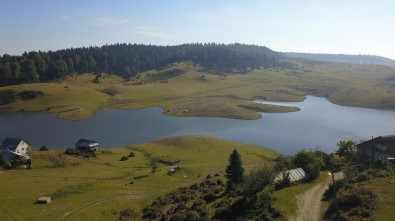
1,96,395,154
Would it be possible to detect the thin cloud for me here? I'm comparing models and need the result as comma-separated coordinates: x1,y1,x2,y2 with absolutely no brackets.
91,17,128,26
131,26,170,39
59,15,71,21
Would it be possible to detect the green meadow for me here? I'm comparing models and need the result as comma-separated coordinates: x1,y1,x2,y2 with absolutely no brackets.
1,62,394,120
0,136,278,221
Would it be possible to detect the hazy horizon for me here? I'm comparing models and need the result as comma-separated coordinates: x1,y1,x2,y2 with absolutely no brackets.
1,0,395,60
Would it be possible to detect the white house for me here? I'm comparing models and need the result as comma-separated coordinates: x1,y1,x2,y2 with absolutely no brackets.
0,137,31,161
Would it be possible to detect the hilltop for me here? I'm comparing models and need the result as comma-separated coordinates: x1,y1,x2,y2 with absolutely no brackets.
285,52,395,67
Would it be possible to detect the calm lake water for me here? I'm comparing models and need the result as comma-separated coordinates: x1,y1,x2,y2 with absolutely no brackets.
1,96,395,154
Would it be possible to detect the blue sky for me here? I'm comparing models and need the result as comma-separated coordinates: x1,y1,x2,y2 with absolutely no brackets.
1,0,395,59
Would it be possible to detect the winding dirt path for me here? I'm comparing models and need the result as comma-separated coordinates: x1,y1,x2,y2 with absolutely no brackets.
292,172,343,221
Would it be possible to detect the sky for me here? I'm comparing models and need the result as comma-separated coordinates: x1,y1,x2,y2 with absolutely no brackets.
1,0,395,59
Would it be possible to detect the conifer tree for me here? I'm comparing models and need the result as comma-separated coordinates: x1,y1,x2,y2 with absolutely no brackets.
225,149,244,190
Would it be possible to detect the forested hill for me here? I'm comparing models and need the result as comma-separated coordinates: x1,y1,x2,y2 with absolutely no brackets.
0,43,282,86
285,52,395,67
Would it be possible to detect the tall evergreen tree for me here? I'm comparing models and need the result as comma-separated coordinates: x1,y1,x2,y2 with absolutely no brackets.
225,149,244,190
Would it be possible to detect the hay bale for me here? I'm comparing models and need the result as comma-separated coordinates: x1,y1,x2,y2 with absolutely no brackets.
36,197,51,204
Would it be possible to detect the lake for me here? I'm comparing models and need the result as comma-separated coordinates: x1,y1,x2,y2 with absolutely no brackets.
1,96,395,154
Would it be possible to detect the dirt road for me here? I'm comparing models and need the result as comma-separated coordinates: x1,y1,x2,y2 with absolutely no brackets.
292,172,343,221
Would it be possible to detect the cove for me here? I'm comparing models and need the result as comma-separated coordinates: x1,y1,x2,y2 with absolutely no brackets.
1,96,395,155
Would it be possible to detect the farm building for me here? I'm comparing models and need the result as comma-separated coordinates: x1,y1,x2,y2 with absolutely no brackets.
275,168,306,183
0,137,31,162
356,135,395,163
75,139,99,152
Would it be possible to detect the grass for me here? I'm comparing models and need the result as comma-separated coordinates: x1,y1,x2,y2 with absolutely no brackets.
0,135,278,221
1,62,395,120
369,177,395,220
273,172,329,219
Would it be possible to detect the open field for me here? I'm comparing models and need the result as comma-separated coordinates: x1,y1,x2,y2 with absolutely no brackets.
0,135,278,221
1,62,395,120
370,177,395,220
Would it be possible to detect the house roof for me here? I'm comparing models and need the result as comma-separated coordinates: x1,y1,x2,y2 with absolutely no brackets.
357,135,395,149
0,137,30,151
75,139,99,147
275,168,306,182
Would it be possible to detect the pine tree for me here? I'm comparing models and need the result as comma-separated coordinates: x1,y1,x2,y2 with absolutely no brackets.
225,149,244,190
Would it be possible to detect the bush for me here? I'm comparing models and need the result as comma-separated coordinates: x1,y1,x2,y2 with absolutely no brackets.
64,148,76,155
64,148,95,158
323,179,346,200
292,149,324,181
0,90,16,105
17,90,44,100
10,156,29,168
119,208,138,221
120,156,128,161
49,156,65,168
203,193,216,203
128,152,135,157
40,145,49,151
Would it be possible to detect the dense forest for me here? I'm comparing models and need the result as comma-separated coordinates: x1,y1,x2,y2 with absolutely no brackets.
0,43,283,86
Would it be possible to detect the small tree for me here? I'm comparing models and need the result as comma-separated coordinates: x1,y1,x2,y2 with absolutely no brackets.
128,152,135,157
292,149,324,181
336,140,356,162
120,156,128,161
225,149,244,190
40,145,49,151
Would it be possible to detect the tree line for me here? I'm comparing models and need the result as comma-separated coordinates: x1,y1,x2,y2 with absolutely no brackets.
0,43,284,86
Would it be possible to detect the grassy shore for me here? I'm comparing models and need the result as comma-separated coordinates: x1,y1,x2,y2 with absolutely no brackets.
0,136,278,221
1,62,395,120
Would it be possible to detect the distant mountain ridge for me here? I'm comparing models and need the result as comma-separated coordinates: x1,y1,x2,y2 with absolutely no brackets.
284,52,395,67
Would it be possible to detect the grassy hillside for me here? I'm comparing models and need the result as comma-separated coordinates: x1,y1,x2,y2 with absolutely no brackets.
285,52,395,67
1,61,395,120
0,136,278,221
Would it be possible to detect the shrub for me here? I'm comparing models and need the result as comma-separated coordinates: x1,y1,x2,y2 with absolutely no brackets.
40,145,49,151
292,149,324,181
120,156,128,161
49,156,65,168
323,179,346,200
128,152,135,157
203,193,216,203
119,208,138,221
64,148,95,158
142,206,162,220
64,148,77,155
10,156,29,168
0,90,16,105
17,90,44,100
